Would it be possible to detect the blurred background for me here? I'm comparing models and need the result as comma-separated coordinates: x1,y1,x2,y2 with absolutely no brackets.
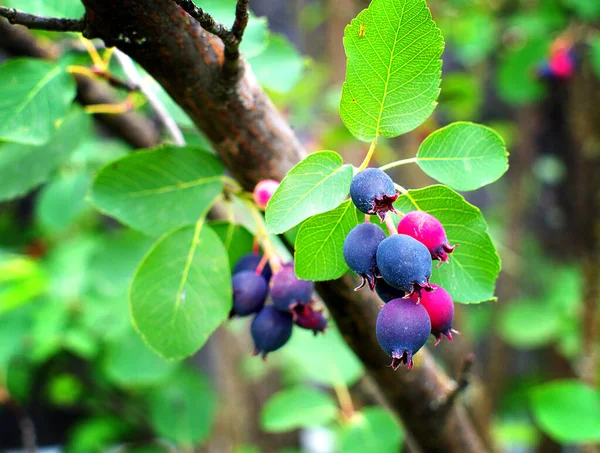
0,0,598,452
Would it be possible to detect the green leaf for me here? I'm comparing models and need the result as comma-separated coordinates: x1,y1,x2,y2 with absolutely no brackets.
497,300,562,348
209,221,254,271
283,324,364,386
416,122,508,191
590,37,600,79
265,151,353,234
0,59,76,145
497,39,547,105
90,145,224,236
530,380,600,444
394,185,500,303
338,407,403,453
130,222,231,359
4,0,84,19
260,387,338,432
294,200,358,281
103,327,177,388
0,110,90,201
339,0,443,141
35,172,92,234
249,34,304,94
149,368,216,445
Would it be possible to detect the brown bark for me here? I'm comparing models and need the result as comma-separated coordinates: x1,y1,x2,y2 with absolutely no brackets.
51,1,490,450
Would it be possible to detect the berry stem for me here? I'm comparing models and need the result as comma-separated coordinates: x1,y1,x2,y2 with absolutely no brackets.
243,197,283,273
357,135,379,171
379,156,418,171
384,215,398,235
393,183,408,195
364,214,371,223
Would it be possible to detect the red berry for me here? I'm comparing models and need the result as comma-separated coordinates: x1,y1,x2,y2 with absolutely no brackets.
293,303,328,335
397,211,457,266
253,179,280,210
411,284,459,346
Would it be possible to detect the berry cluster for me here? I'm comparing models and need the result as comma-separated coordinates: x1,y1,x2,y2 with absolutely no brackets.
231,254,327,359
343,169,459,370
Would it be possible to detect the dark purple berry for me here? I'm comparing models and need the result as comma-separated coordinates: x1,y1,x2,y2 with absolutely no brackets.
376,234,433,298
397,211,457,266
293,303,328,335
375,278,406,303
251,306,293,359
270,265,313,312
233,253,273,281
350,168,399,221
230,270,268,317
411,284,459,346
343,223,386,290
376,298,431,370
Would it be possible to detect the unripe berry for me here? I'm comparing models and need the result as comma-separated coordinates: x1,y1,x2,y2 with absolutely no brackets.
412,284,458,346
396,211,457,266
350,168,398,221
231,271,268,317
293,303,328,335
548,48,575,79
343,223,386,290
270,265,314,312
251,306,293,359
376,298,431,370
375,278,406,303
233,253,273,282
253,179,280,210
376,234,433,297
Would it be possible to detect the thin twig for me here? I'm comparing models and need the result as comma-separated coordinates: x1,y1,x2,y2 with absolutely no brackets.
113,49,186,146
172,0,250,82
440,353,475,410
0,6,84,33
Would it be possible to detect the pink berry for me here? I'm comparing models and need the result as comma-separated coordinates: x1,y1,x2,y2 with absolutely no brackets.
411,284,459,346
548,49,574,79
397,211,457,266
253,179,280,210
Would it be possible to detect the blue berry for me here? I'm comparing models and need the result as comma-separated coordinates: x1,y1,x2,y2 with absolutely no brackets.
376,234,433,298
343,223,386,290
350,168,398,221
375,278,406,303
233,253,272,282
270,265,313,312
251,306,293,359
231,270,268,316
376,298,431,370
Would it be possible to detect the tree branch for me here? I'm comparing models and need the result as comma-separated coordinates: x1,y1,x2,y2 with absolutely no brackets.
0,6,85,33
172,0,249,82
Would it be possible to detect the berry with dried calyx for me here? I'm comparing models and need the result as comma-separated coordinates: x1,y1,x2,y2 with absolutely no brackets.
343,223,386,290
251,306,293,359
270,264,314,312
412,284,459,346
376,234,433,298
396,211,457,266
293,303,328,335
350,168,398,221
376,298,431,370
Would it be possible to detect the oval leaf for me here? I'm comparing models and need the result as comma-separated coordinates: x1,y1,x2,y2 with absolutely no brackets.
530,380,600,444
394,185,500,303
416,122,508,191
340,0,444,141
0,59,76,145
265,151,353,234
130,222,231,359
260,387,338,432
294,200,358,281
91,146,224,236
339,407,403,453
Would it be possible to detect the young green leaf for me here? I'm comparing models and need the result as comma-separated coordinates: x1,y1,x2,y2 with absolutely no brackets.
0,110,90,202
294,200,358,281
416,122,508,191
530,380,600,444
394,185,500,303
0,59,76,145
340,0,444,141
209,221,255,271
90,146,224,236
130,221,231,359
260,387,338,432
249,34,304,94
339,407,403,453
265,151,353,234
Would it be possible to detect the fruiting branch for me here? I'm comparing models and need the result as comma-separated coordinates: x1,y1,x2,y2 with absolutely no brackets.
0,6,85,33
172,0,249,82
